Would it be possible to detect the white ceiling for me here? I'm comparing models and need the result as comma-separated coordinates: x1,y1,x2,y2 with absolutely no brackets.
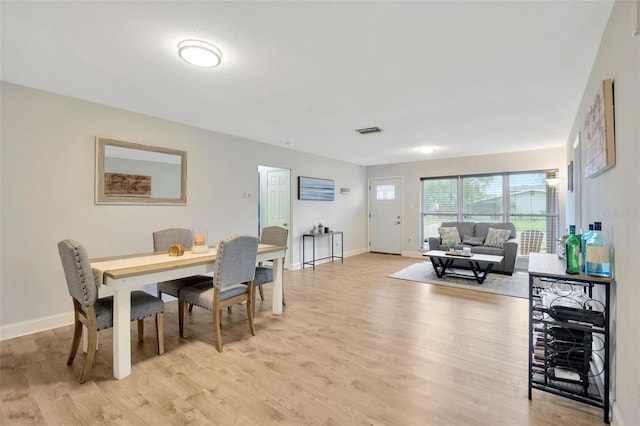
0,1,613,166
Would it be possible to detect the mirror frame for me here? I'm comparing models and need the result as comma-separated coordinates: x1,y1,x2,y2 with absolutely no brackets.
95,137,187,205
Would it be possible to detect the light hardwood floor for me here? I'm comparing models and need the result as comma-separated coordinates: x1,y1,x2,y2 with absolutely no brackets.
1,253,603,425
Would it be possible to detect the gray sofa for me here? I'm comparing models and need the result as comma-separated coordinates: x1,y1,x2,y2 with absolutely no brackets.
427,221,518,275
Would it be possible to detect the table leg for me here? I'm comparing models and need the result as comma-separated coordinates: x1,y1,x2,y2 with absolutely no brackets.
430,257,454,278
330,233,334,263
112,287,132,379
302,235,306,269
271,257,283,315
469,261,494,284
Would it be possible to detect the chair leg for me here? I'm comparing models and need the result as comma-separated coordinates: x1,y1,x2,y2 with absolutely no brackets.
179,301,188,338
67,319,82,365
247,282,256,336
258,284,265,301
189,303,194,312
252,284,257,317
213,306,223,352
156,313,164,355
137,319,144,343
79,328,98,384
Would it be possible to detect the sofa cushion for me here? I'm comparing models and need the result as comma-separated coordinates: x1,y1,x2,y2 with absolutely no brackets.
462,234,485,246
475,222,516,240
438,227,461,245
471,245,506,257
484,228,512,248
441,222,475,240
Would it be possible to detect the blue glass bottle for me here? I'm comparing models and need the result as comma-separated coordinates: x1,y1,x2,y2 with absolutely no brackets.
580,224,594,272
585,222,612,277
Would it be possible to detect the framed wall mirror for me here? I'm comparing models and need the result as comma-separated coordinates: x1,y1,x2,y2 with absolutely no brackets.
95,137,187,205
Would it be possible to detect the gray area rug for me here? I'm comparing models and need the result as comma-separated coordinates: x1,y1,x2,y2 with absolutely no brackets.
389,261,529,299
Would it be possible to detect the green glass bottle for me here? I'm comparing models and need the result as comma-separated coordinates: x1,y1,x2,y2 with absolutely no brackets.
565,225,580,274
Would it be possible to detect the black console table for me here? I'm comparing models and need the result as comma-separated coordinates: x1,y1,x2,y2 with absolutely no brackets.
528,253,614,423
302,231,344,270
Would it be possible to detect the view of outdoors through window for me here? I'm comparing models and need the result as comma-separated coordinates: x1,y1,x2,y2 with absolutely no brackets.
421,171,558,255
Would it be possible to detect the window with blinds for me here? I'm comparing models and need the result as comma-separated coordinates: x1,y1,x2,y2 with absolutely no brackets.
461,174,504,222
420,177,458,244
421,170,558,254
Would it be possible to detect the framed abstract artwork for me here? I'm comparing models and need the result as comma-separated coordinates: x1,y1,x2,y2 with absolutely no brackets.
298,176,335,201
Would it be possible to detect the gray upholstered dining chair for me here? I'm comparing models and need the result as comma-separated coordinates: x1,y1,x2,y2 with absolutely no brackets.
253,226,288,307
58,239,165,383
153,228,211,311
178,234,259,352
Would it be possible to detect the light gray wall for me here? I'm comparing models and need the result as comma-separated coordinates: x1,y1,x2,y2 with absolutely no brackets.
565,2,639,424
0,82,367,335
367,148,566,255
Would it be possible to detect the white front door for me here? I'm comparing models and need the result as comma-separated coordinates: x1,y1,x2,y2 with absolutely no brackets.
369,177,403,254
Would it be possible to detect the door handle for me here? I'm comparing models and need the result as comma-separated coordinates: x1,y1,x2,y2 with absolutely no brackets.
283,223,288,227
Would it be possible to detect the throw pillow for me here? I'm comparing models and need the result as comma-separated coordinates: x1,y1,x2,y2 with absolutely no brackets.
462,234,485,246
438,226,461,245
484,228,512,248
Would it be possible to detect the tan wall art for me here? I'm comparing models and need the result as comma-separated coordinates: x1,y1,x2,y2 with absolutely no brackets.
583,79,615,178
104,173,152,196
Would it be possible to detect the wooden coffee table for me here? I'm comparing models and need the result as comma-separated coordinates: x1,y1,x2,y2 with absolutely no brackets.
423,250,504,284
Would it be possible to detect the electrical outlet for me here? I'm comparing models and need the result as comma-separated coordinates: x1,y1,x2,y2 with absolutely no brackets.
408,237,413,242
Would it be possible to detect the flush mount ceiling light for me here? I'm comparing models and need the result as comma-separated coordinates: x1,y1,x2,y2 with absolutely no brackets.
178,39,222,68
418,147,436,154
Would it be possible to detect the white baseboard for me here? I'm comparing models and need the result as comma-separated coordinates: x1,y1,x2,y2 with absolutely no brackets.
1,311,74,341
346,248,368,257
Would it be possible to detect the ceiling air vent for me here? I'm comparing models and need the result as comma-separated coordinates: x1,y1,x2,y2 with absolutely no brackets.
355,126,383,135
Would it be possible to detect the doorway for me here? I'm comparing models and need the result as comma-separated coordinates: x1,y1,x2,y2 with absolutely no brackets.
369,177,403,254
258,165,292,269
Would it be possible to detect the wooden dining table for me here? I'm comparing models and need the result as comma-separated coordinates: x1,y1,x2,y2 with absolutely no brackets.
90,243,287,380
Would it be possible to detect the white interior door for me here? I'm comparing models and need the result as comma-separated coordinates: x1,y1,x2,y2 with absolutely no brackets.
259,166,291,269
266,169,290,229
369,177,403,254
